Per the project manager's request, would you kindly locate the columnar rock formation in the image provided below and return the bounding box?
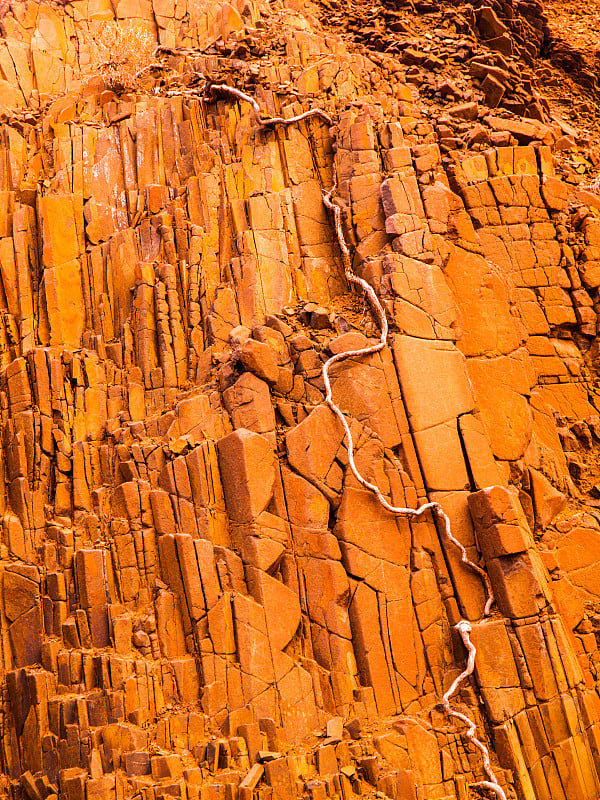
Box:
[1,1,600,799]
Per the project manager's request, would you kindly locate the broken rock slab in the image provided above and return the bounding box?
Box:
[217,429,276,523]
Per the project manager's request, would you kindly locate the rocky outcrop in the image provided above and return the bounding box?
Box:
[1,1,600,799]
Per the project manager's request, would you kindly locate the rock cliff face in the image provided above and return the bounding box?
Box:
[2,1,600,799]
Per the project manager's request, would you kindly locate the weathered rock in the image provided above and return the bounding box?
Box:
[217,429,276,523]
[240,338,280,385]
[528,468,567,529]
[0,2,597,799]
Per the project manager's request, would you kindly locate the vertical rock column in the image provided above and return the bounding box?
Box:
[469,486,600,800]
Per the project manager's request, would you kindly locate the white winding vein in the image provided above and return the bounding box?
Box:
[322,172,495,612]
[209,84,333,128]
[443,622,507,800]
[209,84,507,800]
[323,168,506,800]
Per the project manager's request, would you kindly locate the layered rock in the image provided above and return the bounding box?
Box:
[1,1,600,800]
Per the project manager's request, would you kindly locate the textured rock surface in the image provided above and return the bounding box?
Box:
[1,0,600,799]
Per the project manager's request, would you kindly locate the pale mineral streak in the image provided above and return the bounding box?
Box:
[321,156,504,798]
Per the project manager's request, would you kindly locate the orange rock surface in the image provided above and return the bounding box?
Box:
[1,0,600,799]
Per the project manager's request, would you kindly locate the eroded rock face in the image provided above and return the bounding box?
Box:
[2,1,600,799]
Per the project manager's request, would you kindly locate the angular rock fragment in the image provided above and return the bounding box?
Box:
[217,429,275,522]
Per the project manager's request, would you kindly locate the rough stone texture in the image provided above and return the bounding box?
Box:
[0,1,600,800]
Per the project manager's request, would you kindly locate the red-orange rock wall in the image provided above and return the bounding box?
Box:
[1,2,600,800]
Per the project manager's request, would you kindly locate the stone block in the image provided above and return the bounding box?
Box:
[217,429,275,523]
[393,336,474,431]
